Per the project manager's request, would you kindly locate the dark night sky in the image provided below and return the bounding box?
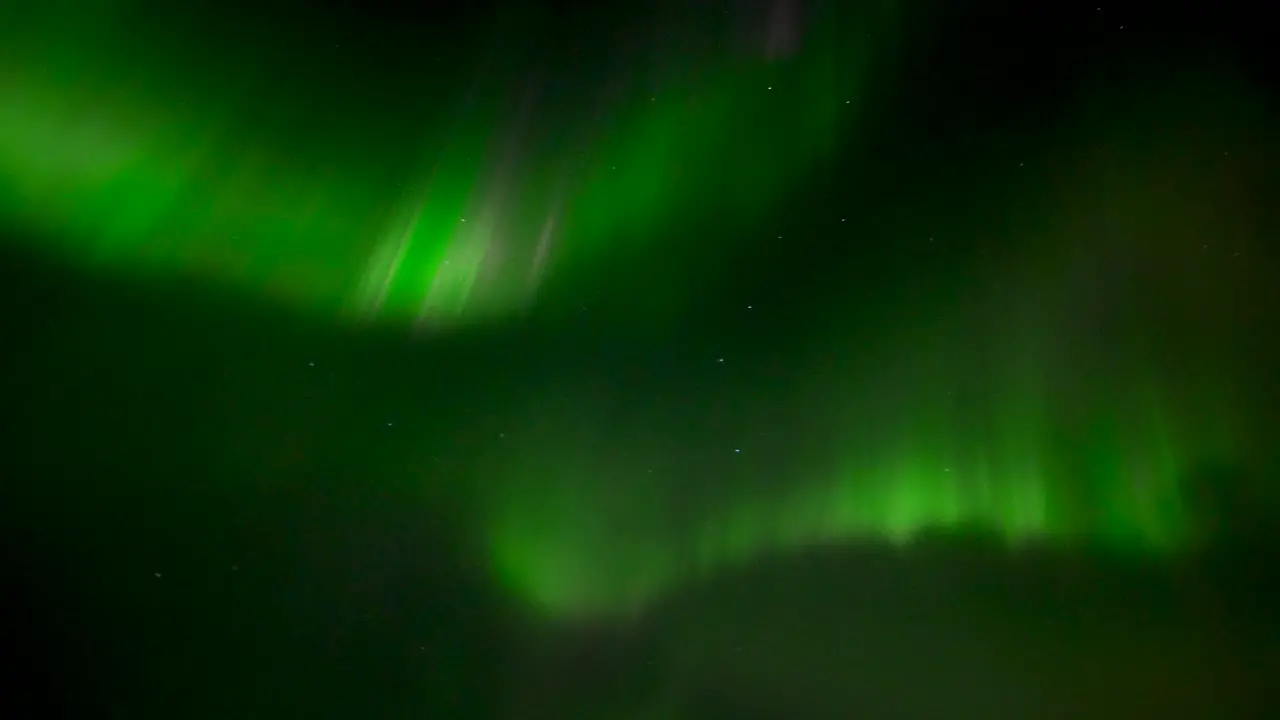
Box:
[1,1,1278,718]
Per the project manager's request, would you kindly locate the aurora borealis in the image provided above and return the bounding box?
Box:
[490,64,1278,618]
[0,0,887,329]
[2,1,1279,717]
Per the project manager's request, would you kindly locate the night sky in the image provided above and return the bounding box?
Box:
[2,1,1279,718]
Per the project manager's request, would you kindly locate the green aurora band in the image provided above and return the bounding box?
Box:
[486,320,1220,620]
[0,2,888,329]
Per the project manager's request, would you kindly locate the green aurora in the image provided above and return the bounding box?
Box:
[0,2,890,329]
[3,2,1275,623]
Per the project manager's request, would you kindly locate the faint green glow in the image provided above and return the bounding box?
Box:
[563,38,863,266]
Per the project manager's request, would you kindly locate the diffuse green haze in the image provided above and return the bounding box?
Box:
[561,19,873,268]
